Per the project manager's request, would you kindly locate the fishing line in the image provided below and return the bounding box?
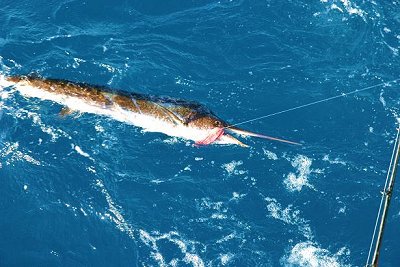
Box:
[225,78,400,129]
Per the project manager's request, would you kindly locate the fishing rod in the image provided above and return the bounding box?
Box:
[365,126,400,267]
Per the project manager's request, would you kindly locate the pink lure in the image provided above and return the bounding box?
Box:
[195,128,225,146]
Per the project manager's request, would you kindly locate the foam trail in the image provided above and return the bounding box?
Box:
[0,74,13,89]
[0,75,12,105]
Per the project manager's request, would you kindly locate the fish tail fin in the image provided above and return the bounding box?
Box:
[226,126,301,146]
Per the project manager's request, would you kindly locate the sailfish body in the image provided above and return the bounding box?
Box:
[0,75,299,147]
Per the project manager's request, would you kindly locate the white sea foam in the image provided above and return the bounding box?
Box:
[220,253,233,265]
[15,109,69,141]
[265,197,313,239]
[0,74,14,88]
[263,148,278,160]
[379,89,386,108]
[96,62,118,73]
[44,34,72,41]
[0,142,41,166]
[230,192,246,202]
[184,253,204,267]
[50,250,60,257]
[175,76,194,87]
[321,0,366,18]
[174,164,193,177]
[72,57,86,68]
[221,160,247,176]
[198,198,225,212]
[282,241,349,267]
[163,136,180,145]
[284,155,317,192]
[95,179,135,239]
[322,154,347,166]
[139,229,205,267]
[72,144,91,158]
[94,123,105,132]
[196,197,233,225]
[216,232,237,244]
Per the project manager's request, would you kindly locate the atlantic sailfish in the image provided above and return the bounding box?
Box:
[0,75,300,147]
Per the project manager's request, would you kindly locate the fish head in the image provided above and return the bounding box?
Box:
[187,115,248,147]
[187,114,226,130]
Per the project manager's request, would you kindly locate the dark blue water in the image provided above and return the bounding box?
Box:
[1,0,400,266]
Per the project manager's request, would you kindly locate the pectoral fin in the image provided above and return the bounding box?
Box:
[60,107,74,117]
[154,103,185,125]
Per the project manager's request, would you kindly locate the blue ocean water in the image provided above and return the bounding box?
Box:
[1,0,400,266]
